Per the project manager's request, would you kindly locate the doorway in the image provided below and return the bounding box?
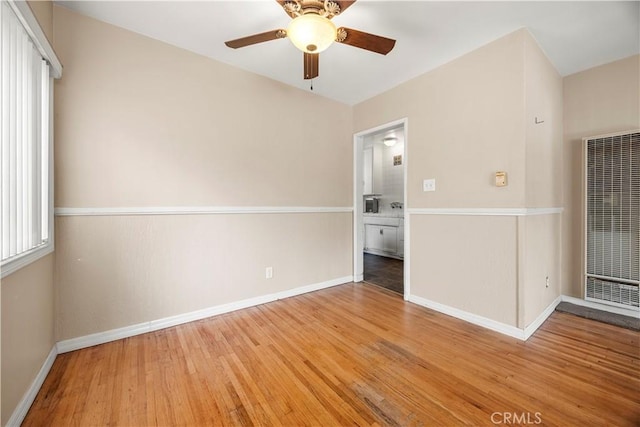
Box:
[353,118,408,299]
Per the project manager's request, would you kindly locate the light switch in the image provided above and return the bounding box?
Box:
[495,171,508,187]
[423,179,436,192]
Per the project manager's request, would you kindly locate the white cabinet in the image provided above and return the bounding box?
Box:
[364,224,380,251]
[365,224,398,255]
[382,226,398,253]
[363,215,403,259]
[363,144,383,195]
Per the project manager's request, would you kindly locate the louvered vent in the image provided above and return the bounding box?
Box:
[585,131,639,309]
[586,278,639,307]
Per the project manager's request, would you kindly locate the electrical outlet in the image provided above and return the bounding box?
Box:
[266,267,273,279]
[545,276,550,288]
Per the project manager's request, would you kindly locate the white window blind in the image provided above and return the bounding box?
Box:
[0,1,53,276]
[585,131,640,308]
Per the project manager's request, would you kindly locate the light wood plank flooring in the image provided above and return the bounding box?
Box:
[24,283,640,426]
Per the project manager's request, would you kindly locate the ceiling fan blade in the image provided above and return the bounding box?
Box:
[334,1,357,14]
[304,52,319,80]
[336,27,396,55]
[225,30,286,49]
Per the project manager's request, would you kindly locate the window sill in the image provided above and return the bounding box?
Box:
[1,243,54,279]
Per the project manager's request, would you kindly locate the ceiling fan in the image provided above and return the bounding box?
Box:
[224,0,396,80]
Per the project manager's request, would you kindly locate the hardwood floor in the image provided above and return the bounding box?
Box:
[364,253,404,294]
[24,283,639,426]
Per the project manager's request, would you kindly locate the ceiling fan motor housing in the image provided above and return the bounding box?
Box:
[283,0,342,19]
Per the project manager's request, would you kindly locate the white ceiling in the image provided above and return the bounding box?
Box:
[55,1,640,105]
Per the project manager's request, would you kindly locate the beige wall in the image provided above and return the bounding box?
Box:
[355,29,563,328]
[355,30,527,209]
[1,2,56,425]
[519,215,562,326]
[56,213,352,340]
[562,55,640,297]
[524,34,563,208]
[520,33,563,327]
[54,6,352,208]
[1,255,55,426]
[411,216,519,325]
[27,0,53,42]
[53,6,353,340]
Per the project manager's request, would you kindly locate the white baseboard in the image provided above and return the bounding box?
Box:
[524,296,562,340]
[57,276,352,354]
[408,294,562,341]
[408,294,526,340]
[561,295,640,318]
[275,276,351,300]
[6,346,58,427]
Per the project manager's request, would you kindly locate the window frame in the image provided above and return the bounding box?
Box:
[1,0,60,278]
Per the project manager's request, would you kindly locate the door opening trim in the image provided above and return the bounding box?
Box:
[352,118,409,300]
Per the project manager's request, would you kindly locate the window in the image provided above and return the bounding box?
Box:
[0,1,61,278]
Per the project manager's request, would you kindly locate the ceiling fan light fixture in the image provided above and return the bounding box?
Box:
[287,14,337,54]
